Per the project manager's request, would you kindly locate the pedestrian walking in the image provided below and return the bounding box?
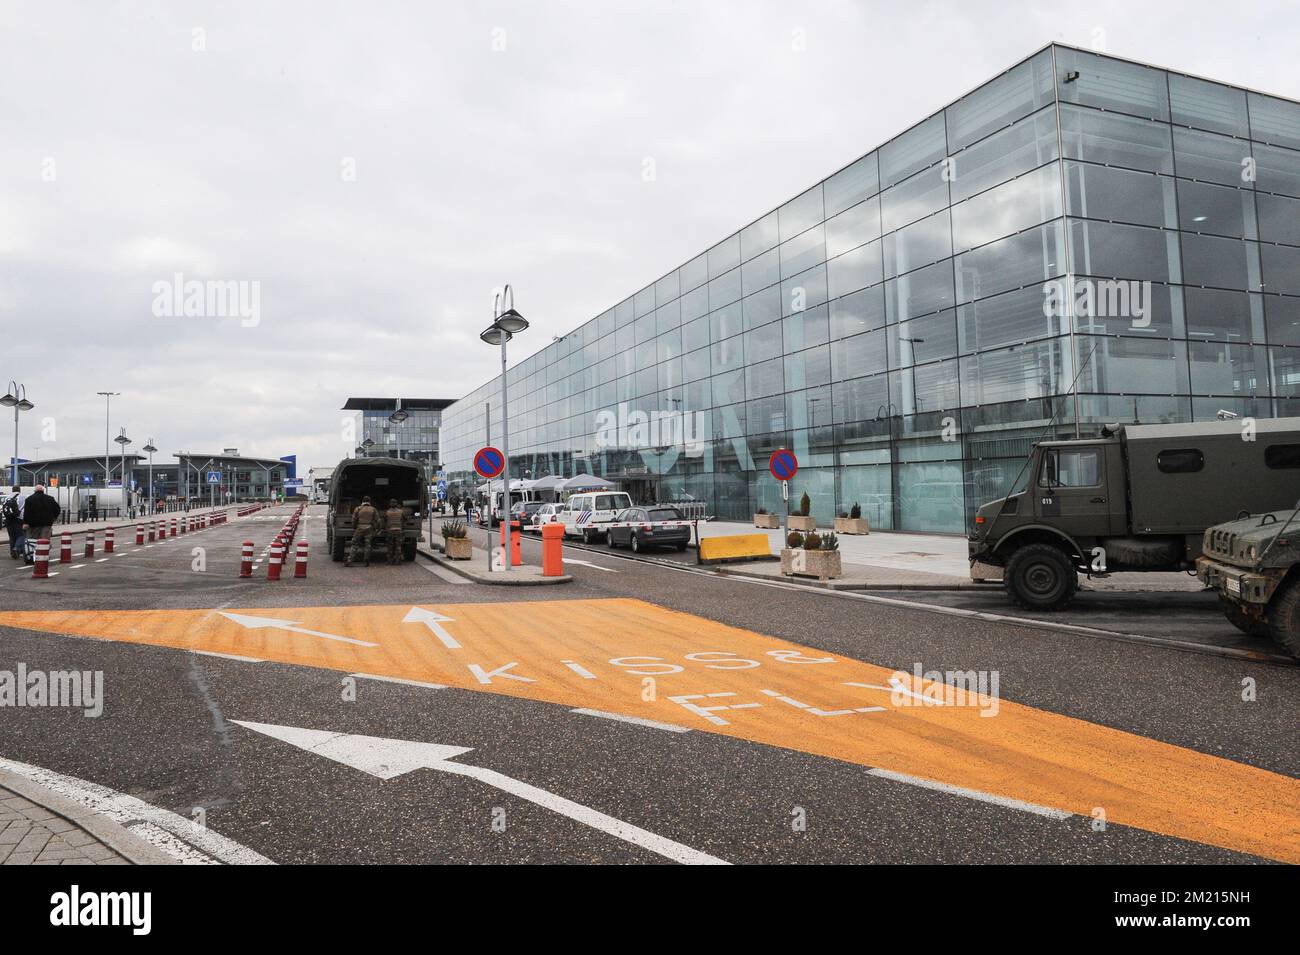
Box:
[346,496,378,567]
[4,485,26,559]
[21,484,60,545]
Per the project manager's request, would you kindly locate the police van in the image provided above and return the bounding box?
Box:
[561,491,634,543]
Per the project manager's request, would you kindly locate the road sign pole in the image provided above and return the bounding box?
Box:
[783,479,789,546]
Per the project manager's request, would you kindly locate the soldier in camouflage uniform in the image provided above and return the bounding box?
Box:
[347,496,379,567]
[384,499,406,564]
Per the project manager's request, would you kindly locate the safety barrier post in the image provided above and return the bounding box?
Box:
[32,539,50,578]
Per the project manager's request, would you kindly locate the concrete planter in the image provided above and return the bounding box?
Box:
[780,547,842,581]
[753,513,779,529]
[444,536,473,560]
[834,517,870,535]
[788,515,817,532]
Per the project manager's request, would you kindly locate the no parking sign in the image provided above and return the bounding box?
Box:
[474,446,505,479]
[769,448,798,481]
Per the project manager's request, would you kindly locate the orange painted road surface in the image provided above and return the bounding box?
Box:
[2,598,1297,863]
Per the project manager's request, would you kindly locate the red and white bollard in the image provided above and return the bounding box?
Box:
[60,532,72,563]
[147,523,155,542]
[169,518,175,538]
[294,540,308,578]
[136,525,144,546]
[84,532,95,558]
[267,541,283,581]
[32,539,49,579]
[239,541,254,578]
[179,517,186,534]
[105,528,114,553]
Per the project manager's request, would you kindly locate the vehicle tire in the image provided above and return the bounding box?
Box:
[403,540,417,562]
[675,541,687,551]
[583,529,594,545]
[1218,596,1270,639]
[1099,536,1182,569]
[1004,543,1077,611]
[331,534,346,563]
[630,533,640,553]
[1265,577,1300,659]
[607,532,618,548]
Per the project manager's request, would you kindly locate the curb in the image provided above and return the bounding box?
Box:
[417,546,573,585]
[0,767,178,865]
[712,566,1002,591]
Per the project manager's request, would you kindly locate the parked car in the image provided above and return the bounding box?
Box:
[561,491,634,543]
[529,502,562,531]
[607,506,691,553]
[510,500,545,529]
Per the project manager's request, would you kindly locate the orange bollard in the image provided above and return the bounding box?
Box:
[510,520,522,566]
[541,522,564,577]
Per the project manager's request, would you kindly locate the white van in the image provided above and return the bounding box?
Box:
[562,491,634,542]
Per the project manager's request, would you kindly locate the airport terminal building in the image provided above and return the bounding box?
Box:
[440,43,1300,532]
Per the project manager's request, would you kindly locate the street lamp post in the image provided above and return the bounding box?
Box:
[1,382,34,487]
[97,391,120,487]
[114,428,131,516]
[142,439,157,515]
[480,285,528,570]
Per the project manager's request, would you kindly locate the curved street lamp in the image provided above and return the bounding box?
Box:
[480,284,529,568]
[113,428,131,505]
[1,381,34,486]
[142,439,158,514]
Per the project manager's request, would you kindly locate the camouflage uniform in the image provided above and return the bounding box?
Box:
[347,501,379,566]
[384,503,406,564]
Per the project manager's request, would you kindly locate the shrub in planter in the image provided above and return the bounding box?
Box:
[850,502,861,520]
[821,532,839,551]
[804,531,822,551]
[441,520,473,560]
[834,502,870,535]
[441,520,467,539]
[787,530,805,549]
[756,507,767,515]
[838,510,849,519]
[799,491,811,517]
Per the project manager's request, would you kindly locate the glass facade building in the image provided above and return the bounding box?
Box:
[343,398,454,467]
[441,44,1300,532]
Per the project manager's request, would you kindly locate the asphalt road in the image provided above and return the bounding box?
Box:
[0,504,1296,864]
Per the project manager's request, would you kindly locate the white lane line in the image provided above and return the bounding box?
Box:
[564,558,618,573]
[0,756,274,865]
[192,649,265,663]
[350,672,448,689]
[70,564,85,569]
[866,767,1073,819]
[95,558,109,563]
[571,708,691,734]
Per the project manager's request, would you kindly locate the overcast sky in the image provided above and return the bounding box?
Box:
[3,0,1297,475]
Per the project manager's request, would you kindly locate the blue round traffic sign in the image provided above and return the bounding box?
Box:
[769,448,798,481]
[474,446,505,479]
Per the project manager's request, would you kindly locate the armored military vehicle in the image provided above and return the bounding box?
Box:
[969,417,1300,610]
[325,457,427,562]
[1197,507,1300,657]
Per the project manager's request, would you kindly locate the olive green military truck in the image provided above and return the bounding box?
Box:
[1196,507,1300,657]
[969,417,1300,611]
[325,457,428,562]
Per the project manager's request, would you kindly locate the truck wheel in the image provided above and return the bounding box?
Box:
[403,540,417,562]
[1265,578,1300,659]
[1004,544,1077,611]
[1218,596,1270,639]
[332,535,346,563]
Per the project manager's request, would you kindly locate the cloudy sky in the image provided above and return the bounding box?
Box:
[2,0,1297,474]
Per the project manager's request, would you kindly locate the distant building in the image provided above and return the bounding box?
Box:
[341,397,455,468]
[173,452,289,502]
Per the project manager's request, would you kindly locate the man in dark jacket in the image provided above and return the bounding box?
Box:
[22,485,60,543]
[3,486,25,558]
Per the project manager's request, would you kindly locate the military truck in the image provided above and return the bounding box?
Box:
[1196,506,1300,657]
[325,457,427,562]
[969,417,1300,610]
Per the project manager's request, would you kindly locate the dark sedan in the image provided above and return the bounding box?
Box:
[606,506,691,553]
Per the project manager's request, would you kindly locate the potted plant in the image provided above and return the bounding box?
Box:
[789,491,816,532]
[781,528,842,581]
[834,501,870,535]
[754,505,778,529]
[441,520,472,560]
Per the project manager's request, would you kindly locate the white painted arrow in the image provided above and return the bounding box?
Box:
[402,606,461,649]
[232,720,728,866]
[563,558,618,573]
[219,612,378,647]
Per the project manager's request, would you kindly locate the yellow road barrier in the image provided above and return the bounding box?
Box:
[697,533,774,564]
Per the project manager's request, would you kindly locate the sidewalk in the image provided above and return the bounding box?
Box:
[0,767,173,865]
[697,519,1202,593]
[1,502,238,548]
[420,527,572,585]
